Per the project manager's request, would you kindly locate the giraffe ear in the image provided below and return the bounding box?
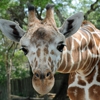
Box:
[59,12,84,38]
[0,19,25,42]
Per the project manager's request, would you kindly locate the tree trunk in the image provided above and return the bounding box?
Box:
[5,54,11,100]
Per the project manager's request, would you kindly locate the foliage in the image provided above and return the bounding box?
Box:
[0,54,6,84]
[11,50,29,79]
[0,31,29,84]
[33,0,52,8]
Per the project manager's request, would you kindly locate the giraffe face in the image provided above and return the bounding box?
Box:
[20,25,65,94]
[0,3,84,95]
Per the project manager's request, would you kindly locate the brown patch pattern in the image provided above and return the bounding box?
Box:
[50,50,54,55]
[68,73,75,84]
[97,61,100,82]
[66,37,72,51]
[48,57,51,62]
[81,38,87,50]
[63,53,72,73]
[68,87,85,100]
[85,67,96,83]
[37,48,41,57]
[35,60,38,67]
[78,76,86,86]
[93,33,100,47]
[72,40,80,64]
[89,85,100,100]
[58,53,67,72]
[44,47,49,55]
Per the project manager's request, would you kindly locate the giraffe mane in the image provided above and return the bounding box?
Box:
[82,20,96,28]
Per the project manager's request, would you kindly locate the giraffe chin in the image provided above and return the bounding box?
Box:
[32,75,55,95]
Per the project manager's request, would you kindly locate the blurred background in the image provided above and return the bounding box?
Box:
[0,0,100,100]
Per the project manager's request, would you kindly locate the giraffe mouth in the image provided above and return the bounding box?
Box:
[32,73,55,95]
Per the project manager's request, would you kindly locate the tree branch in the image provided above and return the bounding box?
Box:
[55,9,64,24]
[50,0,64,24]
[35,8,43,20]
[84,0,100,20]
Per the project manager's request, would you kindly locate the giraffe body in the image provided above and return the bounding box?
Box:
[0,4,100,100]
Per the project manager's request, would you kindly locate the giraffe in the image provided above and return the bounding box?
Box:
[0,3,99,100]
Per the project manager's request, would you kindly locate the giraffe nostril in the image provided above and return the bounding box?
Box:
[34,73,39,78]
[46,72,51,77]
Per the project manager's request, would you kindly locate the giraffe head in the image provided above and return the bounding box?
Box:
[0,4,84,95]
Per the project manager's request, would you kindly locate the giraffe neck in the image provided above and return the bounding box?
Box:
[58,21,100,76]
[58,21,100,100]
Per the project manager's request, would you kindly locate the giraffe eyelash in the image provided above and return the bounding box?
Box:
[57,42,66,52]
[20,47,29,55]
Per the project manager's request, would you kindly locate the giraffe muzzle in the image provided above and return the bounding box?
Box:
[32,70,55,95]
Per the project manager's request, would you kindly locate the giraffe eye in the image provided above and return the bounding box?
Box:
[57,42,66,52]
[21,47,28,55]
